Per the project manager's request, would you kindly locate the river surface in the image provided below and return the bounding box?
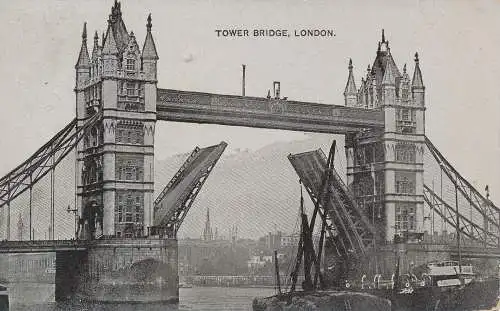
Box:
[7,285,499,310]
[9,286,276,311]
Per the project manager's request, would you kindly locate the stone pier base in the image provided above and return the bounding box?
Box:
[75,238,178,303]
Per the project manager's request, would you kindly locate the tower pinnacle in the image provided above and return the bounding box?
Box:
[147,13,152,31]
[82,22,87,40]
[102,22,118,55]
[142,14,159,60]
[382,58,396,86]
[344,58,357,107]
[412,52,424,88]
[344,58,357,94]
[75,22,90,69]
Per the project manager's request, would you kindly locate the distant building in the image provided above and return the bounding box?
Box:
[281,233,300,247]
[247,255,273,272]
[202,208,213,241]
[265,230,282,249]
[178,238,233,275]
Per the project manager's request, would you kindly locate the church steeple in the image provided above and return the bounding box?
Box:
[344,58,357,107]
[203,208,213,241]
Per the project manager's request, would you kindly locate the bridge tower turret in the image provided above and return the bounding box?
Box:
[344,59,358,107]
[75,2,158,239]
[345,30,426,248]
[75,23,90,90]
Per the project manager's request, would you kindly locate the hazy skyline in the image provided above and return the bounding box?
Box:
[0,0,498,205]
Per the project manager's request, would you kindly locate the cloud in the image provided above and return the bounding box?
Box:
[183,52,195,63]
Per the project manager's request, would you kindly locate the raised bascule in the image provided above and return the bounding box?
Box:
[0,1,498,304]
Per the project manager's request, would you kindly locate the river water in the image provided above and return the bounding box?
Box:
[8,285,499,310]
[9,286,276,311]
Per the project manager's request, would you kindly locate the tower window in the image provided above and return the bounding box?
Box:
[395,171,416,194]
[125,212,133,222]
[126,82,135,96]
[118,205,123,222]
[126,58,135,71]
[395,204,416,231]
[402,109,409,121]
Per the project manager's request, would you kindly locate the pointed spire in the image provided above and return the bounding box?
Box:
[75,22,90,68]
[147,13,152,31]
[402,63,410,80]
[344,58,357,95]
[91,31,99,60]
[111,0,121,19]
[412,52,424,88]
[366,64,372,82]
[381,29,385,43]
[142,13,159,60]
[82,22,87,40]
[382,58,396,86]
[102,21,118,55]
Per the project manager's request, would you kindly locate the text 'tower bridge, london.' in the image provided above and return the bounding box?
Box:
[0,1,498,303]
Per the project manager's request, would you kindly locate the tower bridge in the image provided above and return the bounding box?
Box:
[0,1,498,303]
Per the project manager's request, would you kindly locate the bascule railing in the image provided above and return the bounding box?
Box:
[153,142,227,236]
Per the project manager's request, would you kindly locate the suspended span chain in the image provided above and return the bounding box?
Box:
[423,185,499,247]
[0,111,102,209]
[288,149,376,258]
[424,137,500,234]
[153,142,227,234]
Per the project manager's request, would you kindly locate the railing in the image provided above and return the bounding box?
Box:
[154,146,201,209]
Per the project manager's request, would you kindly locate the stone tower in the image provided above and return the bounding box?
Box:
[344,30,426,243]
[75,1,158,239]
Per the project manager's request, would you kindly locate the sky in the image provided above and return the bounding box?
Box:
[0,0,499,229]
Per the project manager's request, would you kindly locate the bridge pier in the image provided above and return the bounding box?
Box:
[75,238,178,303]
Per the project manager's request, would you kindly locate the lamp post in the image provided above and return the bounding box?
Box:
[67,205,78,239]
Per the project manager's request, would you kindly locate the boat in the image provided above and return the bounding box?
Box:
[359,260,500,311]
[179,282,193,289]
